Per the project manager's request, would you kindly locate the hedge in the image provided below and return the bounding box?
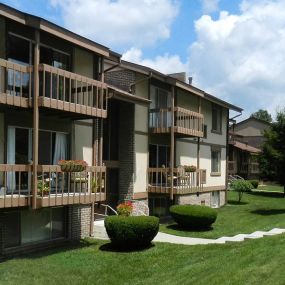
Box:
[170,205,217,228]
[104,216,159,248]
[248,180,259,189]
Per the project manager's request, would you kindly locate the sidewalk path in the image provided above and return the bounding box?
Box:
[93,220,285,245]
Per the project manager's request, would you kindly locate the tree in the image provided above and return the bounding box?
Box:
[259,110,285,193]
[230,180,253,203]
[250,109,272,123]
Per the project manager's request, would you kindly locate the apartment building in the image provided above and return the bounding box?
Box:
[105,61,242,216]
[0,4,242,255]
[228,117,269,179]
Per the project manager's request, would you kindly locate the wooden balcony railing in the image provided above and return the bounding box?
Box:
[148,167,206,195]
[149,107,204,137]
[0,58,32,107]
[0,59,108,118]
[0,164,106,208]
[0,164,32,208]
[38,64,108,118]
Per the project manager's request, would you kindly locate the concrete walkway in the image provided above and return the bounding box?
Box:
[93,220,285,245]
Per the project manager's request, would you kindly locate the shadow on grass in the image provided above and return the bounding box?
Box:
[248,191,285,199]
[227,200,248,205]
[165,223,214,233]
[99,242,155,253]
[251,209,285,216]
[1,239,96,262]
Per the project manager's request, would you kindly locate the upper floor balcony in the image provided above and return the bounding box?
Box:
[149,106,204,137]
[0,59,107,118]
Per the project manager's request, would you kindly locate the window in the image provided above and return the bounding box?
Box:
[212,104,222,133]
[211,148,221,174]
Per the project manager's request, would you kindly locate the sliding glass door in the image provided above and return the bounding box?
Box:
[6,126,68,193]
[7,33,33,98]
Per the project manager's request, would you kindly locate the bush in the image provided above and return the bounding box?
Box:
[248,180,259,189]
[169,205,217,229]
[104,216,159,249]
[230,179,253,202]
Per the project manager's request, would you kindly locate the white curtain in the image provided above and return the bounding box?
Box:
[53,133,67,165]
[7,127,15,192]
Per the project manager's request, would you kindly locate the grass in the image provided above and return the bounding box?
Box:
[160,191,285,239]
[257,184,284,192]
[1,236,285,285]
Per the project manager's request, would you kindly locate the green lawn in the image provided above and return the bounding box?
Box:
[1,236,285,285]
[258,184,284,192]
[160,191,285,239]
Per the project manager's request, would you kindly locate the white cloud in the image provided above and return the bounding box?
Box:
[122,47,187,74]
[49,0,179,48]
[200,0,220,14]
[188,0,285,117]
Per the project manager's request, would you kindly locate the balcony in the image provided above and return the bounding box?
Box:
[148,167,206,195]
[0,164,106,208]
[240,162,260,175]
[38,64,107,118]
[0,58,32,108]
[0,59,107,118]
[149,107,204,137]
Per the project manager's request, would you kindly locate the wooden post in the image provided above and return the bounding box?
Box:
[92,119,97,166]
[170,86,175,200]
[32,30,40,209]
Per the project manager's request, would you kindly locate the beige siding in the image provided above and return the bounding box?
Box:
[176,89,199,112]
[202,99,227,146]
[175,139,197,166]
[200,145,226,187]
[134,134,148,193]
[73,47,93,78]
[73,122,93,166]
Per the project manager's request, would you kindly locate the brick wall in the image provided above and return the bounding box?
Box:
[68,204,91,240]
[105,70,136,92]
[118,102,135,200]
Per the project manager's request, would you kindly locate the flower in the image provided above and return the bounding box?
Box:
[117,201,133,216]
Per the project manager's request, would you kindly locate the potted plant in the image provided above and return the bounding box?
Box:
[58,160,88,172]
[37,181,50,196]
[184,165,197,172]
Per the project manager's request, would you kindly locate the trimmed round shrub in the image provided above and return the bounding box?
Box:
[248,180,259,189]
[104,216,159,248]
[170,205,217,228]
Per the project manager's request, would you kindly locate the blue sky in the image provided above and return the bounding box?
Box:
[2,0,285,119]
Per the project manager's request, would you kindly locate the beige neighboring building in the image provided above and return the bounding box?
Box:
[228,117,269,179]
[105,61,242,216]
